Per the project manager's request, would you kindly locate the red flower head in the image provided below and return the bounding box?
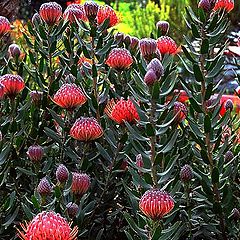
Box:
[139,189,174,220]
[156,21,169,36]
[0,74,25,98]
[84,1,99,22]
[104,98,140,124]
[37,177,52,196]
[0,16,11,38]
[17,211,78,240]
[97,5,120,28]
[56,164,69,183]
[27,145,44,162]
[52,83,87,110]
[157,36,180,55]
[173,101,188,123]
[39,2,62,26]
[67,0,81,6]
[139,38,157,62]
[63,4,86,23]
[0,83,5,99]
[71,172,91,195]
[213,0,234,13]
[70,117,103,141]
[106,48,133,71]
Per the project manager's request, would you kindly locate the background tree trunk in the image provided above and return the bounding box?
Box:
[0,0,20,21]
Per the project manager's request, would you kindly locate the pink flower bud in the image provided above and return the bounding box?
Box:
[30,90,43,105]
[84,1,99,22]
[66,202,79,218]
[180,164,193,182]
[37,177,52,196]
[156,21,169,35]
[27,145,44,162]
[71,172,91,195]
[56,164,69,183]
[147,58,164,79]
[8,44,21,58]
[144,69,158,86]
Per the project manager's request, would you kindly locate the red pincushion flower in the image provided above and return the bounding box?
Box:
[0,83,5,99]
[104,98,140,124]
[52,83,87,110]
[0,16,11,38]
[71,172,90,195]
[97,5,120,28]
[17,211,78,240]
[70,117,103,141]
[173,101,188,123]
[27,145,44,162]
[157,36,180,55]
[106,48,133,71]
[213,0,234,13]
[64,4,87,21]
[39,2,62,26]
[63,5,86,23]
[139,189,174,220]
[0,74,25,98]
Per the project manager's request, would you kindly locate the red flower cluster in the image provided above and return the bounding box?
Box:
[97,5,120,28]
[104,98,140,124]
[213,0,234,12]
[53,83,87,110]
[0,16,11,37]
[139,189,174,220]
[63,4,87,22]
[39,2,62,25]
[0,74,25,98]
[106,48,133,71]
[18,211,78,240]
[70,117,103,141]
[71,172,91,195]
[157,36,179,55]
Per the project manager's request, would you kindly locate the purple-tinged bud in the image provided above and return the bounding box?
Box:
[232,208,240,221]
[120,159,128,171]
[224,99,233,112]
[66,202,79,218]
[136,154,144,174]
[30,90,43,105]
[224,151,234,162]
[156,21,169,36]
[37,177,52,196]
[147,58,164,79]
[32,13,43,27]
[198,0,212,12]
[144,69,158,86]
[8,44,21,58]
[65,74,76,83]
[84,1,99,22]
[180,164,193,182]
[0,130,2,142]
[56,164,69,183]
[130,36,139,50]
[124,35,131,46]
[27,145,44,162]
[71,172,91,195]
[114,32,125,44]
[139,38,157,62]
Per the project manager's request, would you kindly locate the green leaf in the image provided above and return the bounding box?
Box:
[44,127,62,144]
[204,115,211,133]
[123,212,148,239]
[200,149,210,164]
[146,123,155,137]
[201,39,209,54]
[191,23,201,38]
[0,145,11,165]
[189,97,203,113]
[31,195,41,210]
[181,45,196,63]
[125,121,148,141]
[39,25,48,40]
[160,130,179,153]
[212,167,219,184]
[48,108,65,129]
[92,64,97,78]
[205,83,213,100]
[193,64,204,82]
[95,142,112,162]
[2,206,19,227]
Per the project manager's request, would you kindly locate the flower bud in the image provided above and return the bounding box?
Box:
[224,99,233,112]
[37,177,52,196]
[173,101,188,123]
[198,0,212,12]
[144,69,158,86]
[32,13,42,27]
[130,36,139,51]
[84,1,99,22]
[66,202,79,218]
[27,145,44,162]
[156,21,169,35]
[114,32,125,45]
[120,159,128,171]
[139,38,157,62]
[180,164,193,182]
[30,90,43,106]
[56,164,69,183]
[8,44,21,58]
[136,154,144,174]
[65,74,76,83]
[224,150,234,162]
[147,58,164,79]
[124,35,131,46]
[71,172,91,195]
[232,208,240,221]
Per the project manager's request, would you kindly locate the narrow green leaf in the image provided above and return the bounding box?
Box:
[189,98,203,113]
[193,64,204,82]
[201,39,209,54]
[204,115,211,133]
[212,167,219,184]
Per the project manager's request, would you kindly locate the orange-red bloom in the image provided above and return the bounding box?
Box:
[139,189,174,220]
[157,36,180,55]
[39,2,62,25]
[106,48,133,71]
[97,5,120,28]
[0,16,11,37]
[71,172,90,195]
[17,211,78,240]
[213,0,234,12]
[70,117,103,141]
[0,83,5,99]
[52,83,87,110]
[104,98,140,124]
[0,74,25,98]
